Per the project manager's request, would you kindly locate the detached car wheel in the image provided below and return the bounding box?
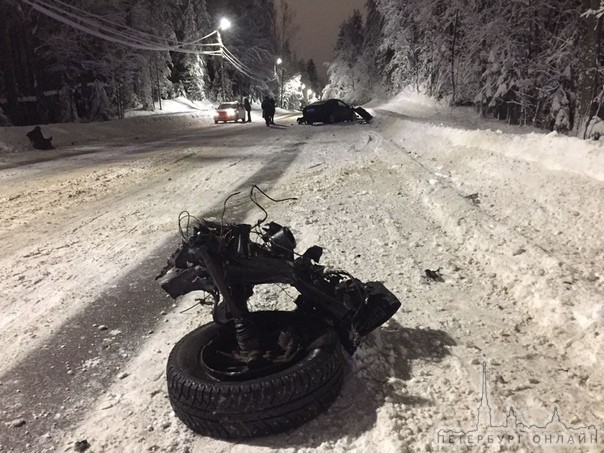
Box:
[166,311,344,439]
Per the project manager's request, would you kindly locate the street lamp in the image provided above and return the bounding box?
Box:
[217,18,231,101]
[219,17,231,30]
[275,58,282,85]
[276,58,285,108]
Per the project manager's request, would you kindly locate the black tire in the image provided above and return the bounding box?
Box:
[307,120,314,125]
[166,311,344,439]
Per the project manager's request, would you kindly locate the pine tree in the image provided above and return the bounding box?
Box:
[324,10,366,102]
[361,0,384,96]
[305,59,321,94]
[171,0,210,101]
[574,0,602,137]
[365,0,588,130]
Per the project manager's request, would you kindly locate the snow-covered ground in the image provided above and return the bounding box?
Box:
[0,92,602,452]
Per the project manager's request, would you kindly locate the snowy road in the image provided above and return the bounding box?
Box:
[0,97,602,452]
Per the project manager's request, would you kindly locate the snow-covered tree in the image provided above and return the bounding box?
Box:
[170,0,210,101]
[321,0,590,135]
[281,74,304,110]
[360,0,385,96]
[305,59,321,94]
[324,10,369,103]
[574,0,603,137]
[0,0,283,124]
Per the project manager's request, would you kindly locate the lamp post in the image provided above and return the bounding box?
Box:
[279,65,285,108]
[217,18,231,101]
[275,58,282,106]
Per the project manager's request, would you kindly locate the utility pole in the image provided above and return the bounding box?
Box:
[156,66,162,110]
[216,18,231,102]
[276,58,283,107]
[217,30,224,101]
[279,66,285,108]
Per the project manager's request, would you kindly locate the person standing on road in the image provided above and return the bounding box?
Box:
[244,97,252,123]
[261,96,275,127]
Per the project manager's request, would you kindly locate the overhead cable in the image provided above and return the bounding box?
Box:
[21,0,277,81]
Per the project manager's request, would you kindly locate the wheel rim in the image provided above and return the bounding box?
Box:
[199,314,322,381]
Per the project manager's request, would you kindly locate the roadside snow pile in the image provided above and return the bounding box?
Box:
[0,98,215,155]
[409,124,604,182]
[377,88,446,118]
[378,89,604,181]
[374,91,604,387]
[124,97,215,117]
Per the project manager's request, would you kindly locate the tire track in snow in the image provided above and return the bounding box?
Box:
[0,144,303,452]
[266,141,603,452]
[374,133,601,333]
[32,120,604,453]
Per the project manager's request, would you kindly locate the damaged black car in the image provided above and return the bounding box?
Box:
[298,98,373,125]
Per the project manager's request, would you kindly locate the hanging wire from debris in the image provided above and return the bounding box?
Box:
[220,191,241,237]
[179,295,214,314]
[178,211,202,240]
[249,185,297,229]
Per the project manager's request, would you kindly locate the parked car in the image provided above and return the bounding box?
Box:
[299,99,373,125]
[214,102,246,123]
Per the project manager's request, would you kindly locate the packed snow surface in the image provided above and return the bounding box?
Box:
[0,92,602,452]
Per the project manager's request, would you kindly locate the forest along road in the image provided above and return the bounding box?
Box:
[1,111,603,453]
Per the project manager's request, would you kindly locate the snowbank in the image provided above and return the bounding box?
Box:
[0,98,216,155]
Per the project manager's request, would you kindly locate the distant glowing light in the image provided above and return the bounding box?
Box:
[276,58,282,65]
[219,18,231,30]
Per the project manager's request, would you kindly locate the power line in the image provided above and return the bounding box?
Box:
[22,0,223,53]
[21,0,275,82]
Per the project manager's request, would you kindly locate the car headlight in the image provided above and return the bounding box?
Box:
[213,111,219,117]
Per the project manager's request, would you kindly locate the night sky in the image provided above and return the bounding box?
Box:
[282,0,367,82]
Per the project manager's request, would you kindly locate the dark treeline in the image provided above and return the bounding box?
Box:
[0,0,319,126]
[325,0,604,138]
